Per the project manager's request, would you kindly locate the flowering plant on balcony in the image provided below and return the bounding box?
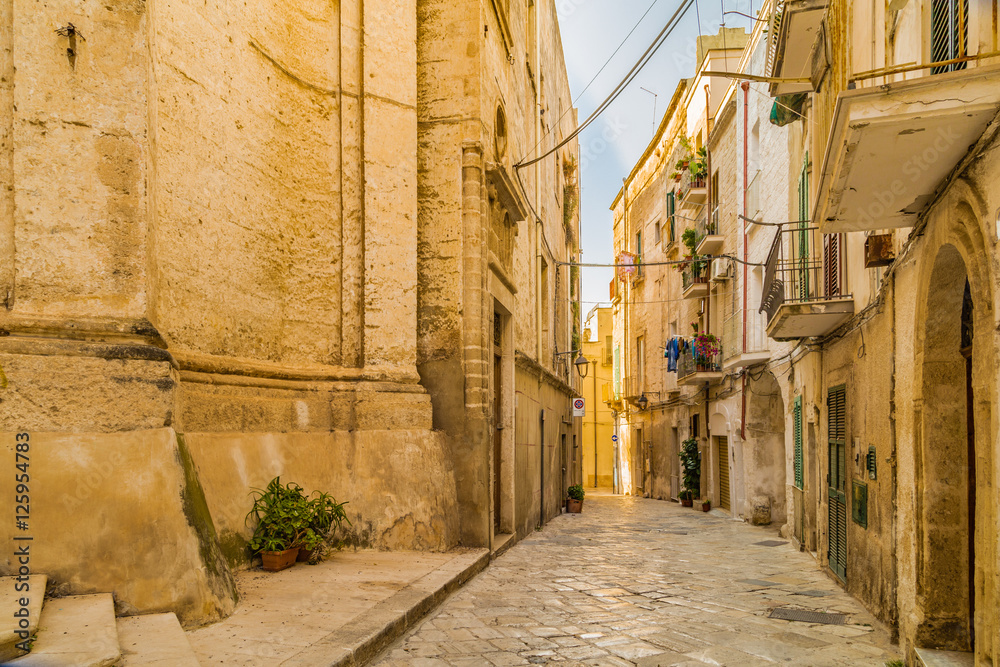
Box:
[693,333,720,359]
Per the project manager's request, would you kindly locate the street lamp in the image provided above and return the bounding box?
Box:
[637,393,648,411]
[555,350,590,379]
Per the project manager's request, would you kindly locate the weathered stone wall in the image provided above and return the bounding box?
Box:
[0,0,463,627]
[416,0,580,549]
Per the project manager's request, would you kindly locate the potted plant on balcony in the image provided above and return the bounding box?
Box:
[690,146,708,184]
[692,331,720,371]
[566,484,585,513]
[680,437,701,507]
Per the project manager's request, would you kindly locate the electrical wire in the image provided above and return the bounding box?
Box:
[524,0,667,161]
[515,0,695,171]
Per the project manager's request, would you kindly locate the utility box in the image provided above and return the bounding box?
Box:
[864,234,894,268]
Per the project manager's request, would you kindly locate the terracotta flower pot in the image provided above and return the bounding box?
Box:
[261,548,298,572]
[296,547,314,562]
[701,503,711,512]
[681,498,693,507]
[566,498,583,513]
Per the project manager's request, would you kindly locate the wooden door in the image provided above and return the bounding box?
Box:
[716,436,730,511]
[827,385,848,582]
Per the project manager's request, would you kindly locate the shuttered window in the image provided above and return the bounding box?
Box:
[931,0,969,74]
[827,385,848,581]
[793,396,803,490]
[796,154,810,301]
[666,192,676,244]
[823,233,842,297]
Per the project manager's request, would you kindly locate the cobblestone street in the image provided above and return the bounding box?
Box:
[374,492,900,666]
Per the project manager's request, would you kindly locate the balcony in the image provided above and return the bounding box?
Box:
[696,206,724,255]
[766,0,829,96]
[677,345,724,386]
[723,307,772,370]
[814,64,1000,234]
[760,224,854,341]
[602,382,624,410]
[610,277,621,303]
[681,262,710,299]
[680,172,707,207]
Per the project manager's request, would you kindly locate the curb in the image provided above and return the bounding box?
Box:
[280,548,490,666]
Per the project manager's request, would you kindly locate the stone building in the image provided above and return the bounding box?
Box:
[613,3,1000,663]
[0,0,580,624]
[581,306,615,489]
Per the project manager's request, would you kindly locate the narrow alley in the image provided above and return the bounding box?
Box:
[374,493,900,666]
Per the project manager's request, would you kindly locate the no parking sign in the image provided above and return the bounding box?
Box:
[573,398,585,417]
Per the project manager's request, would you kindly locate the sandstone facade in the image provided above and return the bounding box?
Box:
[611,6,1000,664]
[0,0,580,625]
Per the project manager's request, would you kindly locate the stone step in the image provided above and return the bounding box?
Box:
[8,593,120,667]
[117,613,200,666]
[0,575,47,662]
[915,647,976,667]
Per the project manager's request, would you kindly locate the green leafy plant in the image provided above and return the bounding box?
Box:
[246,477,312,553]
[678,489,694,501]
[884,661,904,667]
[701,498,711,506]
[245,478,351,555]
[690,146,708,181]
[567,484,585,502]
[680,438,701,499]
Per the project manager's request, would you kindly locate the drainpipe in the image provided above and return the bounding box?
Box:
[741,80,750,441]
[540,408,545,527]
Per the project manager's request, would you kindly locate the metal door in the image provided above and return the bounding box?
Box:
[716,436,730,511]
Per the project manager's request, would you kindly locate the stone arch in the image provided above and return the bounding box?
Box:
[744,370,787,525]
[912,194,996,659]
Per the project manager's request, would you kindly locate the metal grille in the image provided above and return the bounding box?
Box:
[793,396,804,489]
[931,0,969,74]
[769,608,847,625]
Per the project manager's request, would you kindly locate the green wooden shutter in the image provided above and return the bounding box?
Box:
[797,154,810,301]
[793,396,803,490]
[827,385,848,581]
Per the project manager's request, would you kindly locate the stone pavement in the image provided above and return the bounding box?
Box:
[186,548,489,665]
[373,492,902,666]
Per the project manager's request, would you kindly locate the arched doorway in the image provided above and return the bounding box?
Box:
[915,244,982,652]
[744,371,787,525]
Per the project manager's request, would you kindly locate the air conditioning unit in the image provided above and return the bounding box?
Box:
[710,258,731,282]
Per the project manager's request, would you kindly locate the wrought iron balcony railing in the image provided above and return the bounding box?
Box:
[677,345,722,381]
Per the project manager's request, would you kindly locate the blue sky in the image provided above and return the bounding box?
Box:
[552,0,753,312]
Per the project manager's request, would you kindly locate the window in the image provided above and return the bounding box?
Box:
[796,153,810,301]
[604,335,613,365]
[666,192,676,244]
[931,0,969,74]
[635,231,643,278]
[793,396,803,490]
[614,345,621,398]
[636,336,645,393]
[654,219,661,244]
[824,233,842,297]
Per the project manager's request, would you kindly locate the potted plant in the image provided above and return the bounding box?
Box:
[567,484,585,513]
[246,477,312,571]
[678,489,694,507]
[680,438,701,507]
[690,146,708,184]
[693,332,720,370]
[701,498,711,512]
[297,492,351,561]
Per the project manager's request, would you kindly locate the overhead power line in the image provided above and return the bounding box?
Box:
[515,0,696,171]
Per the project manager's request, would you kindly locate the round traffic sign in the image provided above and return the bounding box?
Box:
[611,435,618,442]
[573,399,585,410]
